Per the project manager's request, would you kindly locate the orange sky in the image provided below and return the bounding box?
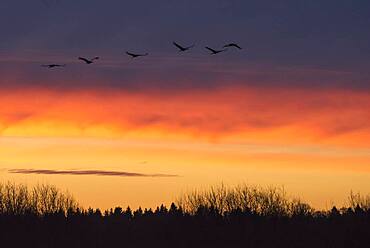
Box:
[1,86,370,209]
[1,87,370,144]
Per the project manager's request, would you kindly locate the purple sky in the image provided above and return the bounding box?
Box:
[1,0,370,91]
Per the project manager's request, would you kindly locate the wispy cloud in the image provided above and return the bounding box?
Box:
[8,169,178,178]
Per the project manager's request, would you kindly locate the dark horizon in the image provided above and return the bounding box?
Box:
[0,182,369,248]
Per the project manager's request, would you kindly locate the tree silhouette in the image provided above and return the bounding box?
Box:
[0,182,369,248]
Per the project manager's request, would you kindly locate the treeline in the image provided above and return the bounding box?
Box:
[0,182,369,248]
[0,182,78,216]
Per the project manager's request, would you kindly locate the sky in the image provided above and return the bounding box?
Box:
[1,0,370,209]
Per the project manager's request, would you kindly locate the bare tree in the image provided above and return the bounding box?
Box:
[0,182,79,216]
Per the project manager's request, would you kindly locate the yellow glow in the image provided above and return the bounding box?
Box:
[1,136,370,210]
[1,87,370,210]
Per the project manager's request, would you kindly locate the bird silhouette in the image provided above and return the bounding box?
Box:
[41,64,66,68]
[205,47,227,55]
[126,52,149,58]
[173,42,195,52]
[223,43,242,49]
[78,57,99,64]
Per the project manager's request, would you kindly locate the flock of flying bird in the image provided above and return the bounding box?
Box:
[41,42,242,68]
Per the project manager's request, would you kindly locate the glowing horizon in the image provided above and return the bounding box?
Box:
[1,86,370,210]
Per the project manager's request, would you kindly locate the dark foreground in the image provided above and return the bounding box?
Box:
[1,205,369,248]
[1,183,369,247]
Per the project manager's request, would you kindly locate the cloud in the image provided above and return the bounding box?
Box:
[1,87,370,147]
[8,169,178,178]
[1,56,370,92]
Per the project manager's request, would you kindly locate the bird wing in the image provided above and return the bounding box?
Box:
[234,44,242,49]
[229,43,242,49]
[173,42,185,50]
[126,52,135,57]
[78,57,89,63]
[205,47,217,53]
[224,43,242,49]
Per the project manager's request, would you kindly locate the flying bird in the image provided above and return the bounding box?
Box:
[126,51,149,58]
[223,43,242,50]
[205,47,227,55]
[41,64,66,68]
[78,57,99,64]
[173,41,195,52]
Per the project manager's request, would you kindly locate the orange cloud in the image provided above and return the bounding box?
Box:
[1,86,369,147]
